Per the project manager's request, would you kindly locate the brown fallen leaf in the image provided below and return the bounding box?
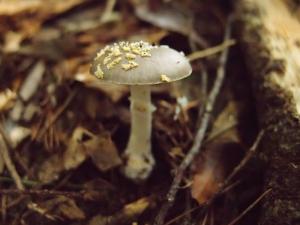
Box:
[63,127,92,171]
[134,1,207,47]
[0,0,84,16]
[39,126,121,183]
[191,164,221,204]
[86,132,122,172]
[191,101,244,204]
[38,154,64,183]
[0,0,86,38]
[64,127,121,172]
[89,197,151,225]
[0,89,16,112]
[82,178,116,201]
[36,196,85,220]
[207,101,240,142]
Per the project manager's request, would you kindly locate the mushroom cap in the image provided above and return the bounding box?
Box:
[90,41,192,85]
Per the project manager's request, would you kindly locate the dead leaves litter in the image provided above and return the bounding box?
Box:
[39,127,121,183]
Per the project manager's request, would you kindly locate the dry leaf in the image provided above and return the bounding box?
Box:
[3,31,24,53]
[191,102,243,204]
[86,132,122,172]
[0,0,84,16]
[207,101,240,142]
[191,166,221,204]
[135,2,191,35]
[37,196,85,220]
[0,89,16,112]
[123,197,150,218]
[39,127,121,183]
[82,178,115,201]
[63,127,92,170]
[134,1,207,46]
[64,127,121,172]
[89,197,150,225]
[3,120,31,148]
[38,154,64,183]
[191,141,244,204]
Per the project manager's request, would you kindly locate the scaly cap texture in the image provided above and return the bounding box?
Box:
[90,41,192,85]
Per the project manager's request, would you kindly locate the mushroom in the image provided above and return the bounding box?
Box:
[90,41,192,180]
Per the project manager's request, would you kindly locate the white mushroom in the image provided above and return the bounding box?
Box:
[90,41,192,180]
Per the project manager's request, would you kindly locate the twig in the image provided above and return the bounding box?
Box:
[165,206,199,225]
[154,17,233,225]
[100,0,119,23]
[227,189,272,225]
[0,176,39,187]
[157,130,265,225]
[36,89,77,141]
[0,188,86,199]
[0,127,24,190]
[223,130,265,187]
[188,39,235,62]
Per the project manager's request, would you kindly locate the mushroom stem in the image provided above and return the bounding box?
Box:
[123,85,155,180]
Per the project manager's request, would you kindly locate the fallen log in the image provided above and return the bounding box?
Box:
[235,0,300,224]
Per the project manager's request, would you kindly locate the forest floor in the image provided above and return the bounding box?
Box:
[0,1,267,225]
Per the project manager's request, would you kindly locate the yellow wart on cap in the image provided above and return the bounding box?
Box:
[95,46,109,60]
[95,65,104,79]
[107,57,122,69]
[130,41,153,57]
[111,46,122,57]
[122,61,138,71]
[140,51,151,57]
[103,55,112,65]
[125,53,136,60]
[160,74,171,82]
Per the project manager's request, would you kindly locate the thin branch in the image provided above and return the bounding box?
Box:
[36,89,77,141]
[154,17,233,225]
[0,188,86,199]
[0,126,24,190]
[227,189,272,225]
[222,130,265,187]
[188,39,235,62]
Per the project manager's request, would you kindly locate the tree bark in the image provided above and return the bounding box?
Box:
[235,1,300,225]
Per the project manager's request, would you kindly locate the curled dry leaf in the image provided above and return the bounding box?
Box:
[207,101,240,142]
[191,101,243,204]
[39,126,121,183]
[0,89,16,112]
[3,120,31,148]
[38,154,64,183]
[63,127,92,171]
[89,197,150,225]
[36,196,85,220]
[3,31,24,53]
[82,178,116,201]
[134,1,207,47]
[64,127,121,172]
[191,142,225,204]
[86,132,122,172]
[135,2,191,35]
[0,0,84,16]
